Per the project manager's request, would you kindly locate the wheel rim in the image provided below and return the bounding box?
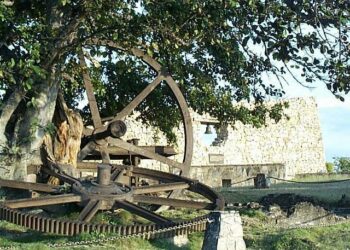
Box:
[78,39,193,176]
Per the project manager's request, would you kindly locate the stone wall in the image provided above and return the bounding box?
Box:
[117,97,326,187]
[191,163,285,188]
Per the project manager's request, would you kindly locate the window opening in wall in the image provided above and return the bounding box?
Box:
[200,123,229,146]
[200,123,217,146]
[222,179,232,187]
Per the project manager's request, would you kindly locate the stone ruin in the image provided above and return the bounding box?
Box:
[113,97,326,187]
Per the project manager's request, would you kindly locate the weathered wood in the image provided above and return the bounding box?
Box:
[78,200,102,222]
[115,200,171,224]
[113,139,184,171]
[54,94,84,168]
[41,92,84,185]
[113,75,164,121]
[78,50,111,164]
[4,194,81,209]
[83,145,177,160]
[0,179,59,193]
[80,40,194,179]
[133,195,214,209]
[43,92,83,167]
[133,182,189,195]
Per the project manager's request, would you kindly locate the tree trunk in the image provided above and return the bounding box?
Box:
[41,92,83,185]
[0,88,26,145]
[0,69,60,180]
[0,1,83,181]
[44,92,83,167]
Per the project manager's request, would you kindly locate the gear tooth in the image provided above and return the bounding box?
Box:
[36,216,41,232]
[15,212,20,225]
[50,218,55,233]
[43,217,49,233]
[54,219,60,234]
[59,220,65,235]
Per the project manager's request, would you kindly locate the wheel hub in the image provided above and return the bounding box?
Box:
[72,165,132,209]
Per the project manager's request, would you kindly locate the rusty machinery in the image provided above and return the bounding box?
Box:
[0,42,224,237]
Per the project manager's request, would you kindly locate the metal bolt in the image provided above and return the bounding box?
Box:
[108,120,127,138]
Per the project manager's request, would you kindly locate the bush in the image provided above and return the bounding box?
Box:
[326,162,334,173]
[333,157,350,173]
[273,234,316,250]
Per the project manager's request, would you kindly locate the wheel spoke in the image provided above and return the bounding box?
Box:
[4,194,81,209]
[112,75,164,121]
[78,51,102,128]
[115,200,171,224]
[133,182,189,195]
[114,139,185,171]
[133,195,214,210]
[42,165,79,185]
[0,179,61,193]
[80,76,164,136]
[131,167,185,182]
[79,50,110,163]
[78,199,102,222]
[84,40,194,177]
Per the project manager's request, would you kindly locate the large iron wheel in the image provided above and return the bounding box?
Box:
[77,39,193,177]
[0,42,224,236]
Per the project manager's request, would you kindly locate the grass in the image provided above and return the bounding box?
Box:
[1,174,350,249]
[238,208,267,221]
[238,206,350,250]
[293,173,350,182]
[0,208,206,250]
[244,220,350,250]
[0,220,205,249]
[2,206,350,250]
[219,174,350,249]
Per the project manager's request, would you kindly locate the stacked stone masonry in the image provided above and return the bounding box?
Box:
[111,97,326,187]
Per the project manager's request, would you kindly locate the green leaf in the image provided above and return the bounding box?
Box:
[10,58,15,68]
[31,65,42,75]
[151,42,159,51]
[59,0,68,6]
[146,48,153,57]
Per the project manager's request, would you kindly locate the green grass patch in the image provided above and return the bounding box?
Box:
[245,222,350,250]
[150,232,204,250]
[238,208,267,221]
[293,173,350,182]
[0,220,204,250]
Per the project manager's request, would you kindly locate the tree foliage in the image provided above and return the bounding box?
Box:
[325,162,334,173]
[333,157,350,173]
[0,0,349,145]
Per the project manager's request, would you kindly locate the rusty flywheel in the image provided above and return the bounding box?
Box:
[0,164,223,236]
[0,42,224,237]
